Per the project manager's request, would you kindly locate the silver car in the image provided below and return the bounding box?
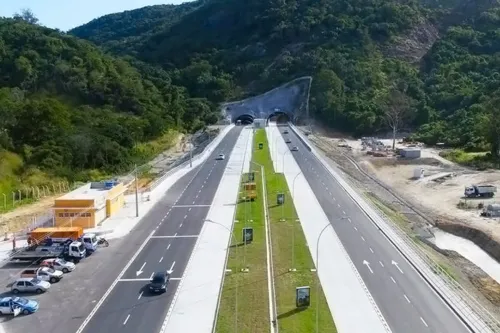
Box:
[216,154,225,160]
[11,278,51,294]
[291,146,299,151]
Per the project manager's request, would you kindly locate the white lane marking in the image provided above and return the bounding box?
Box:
[138,291,143,300]
[159,256,163,263]
[151,235,198,238]
[369,248,374,253]
[420,317,428,327]
[347,218,351,223]
[123,314,130,325]
[192,201,195,204]
[333,197,336,201]
[361,236,365,242]
[174,233,177,237]
[342,210,346,215]
[379,261,384,267]
[337,204,340,208]
[138,262,146,272]
[188,208,192,211]
[169,261,176,271]
[390,276,396,284]
[167,244,171,250]
[150,272,154,279]
[354,226,358,231]
[404,294,411,303]
[119,278,181,282]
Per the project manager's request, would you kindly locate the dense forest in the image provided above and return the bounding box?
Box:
[1,0,500,198]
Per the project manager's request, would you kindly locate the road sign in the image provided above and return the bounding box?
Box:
[259,143,263,149]
[296,286,311,307]
[277,193,285,205]
[248,172,255,182]
[242,227,254,244]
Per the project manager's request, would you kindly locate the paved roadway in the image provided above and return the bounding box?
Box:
[280,126,471,333]
[76,126,242,333]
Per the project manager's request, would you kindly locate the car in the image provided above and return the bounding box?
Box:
[148,271,171,293]
[216,153,225,160]
[20,267,63,283]
[40,258,76,273]
[284,130,289,134]
[11,278,50,294]
[291,146,299,151]
[285,138,292,143]
[0,296,39,315]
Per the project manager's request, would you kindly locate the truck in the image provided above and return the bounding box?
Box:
[20,267,63,283]
[29,227,98,253]
[29,226,83,243]
[464,185,497,198]
[11,240,86,263]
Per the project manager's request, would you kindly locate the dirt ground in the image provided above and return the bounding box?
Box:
[300,125,500,316]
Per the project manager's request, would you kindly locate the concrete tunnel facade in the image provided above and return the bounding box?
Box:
[221,76,312,124]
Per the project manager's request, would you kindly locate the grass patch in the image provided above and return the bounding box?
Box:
[215,164,269,332]
[440,149,498,169]
[253,129,336,333]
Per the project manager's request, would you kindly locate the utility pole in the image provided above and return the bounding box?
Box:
[134,164,139,217]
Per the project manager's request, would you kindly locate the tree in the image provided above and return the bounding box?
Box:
[13,9,39,25]
[380,88,411,150]
[480,95,500,158]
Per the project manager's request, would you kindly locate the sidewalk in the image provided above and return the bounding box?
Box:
[159,127,252,333]
[266,124,391,333]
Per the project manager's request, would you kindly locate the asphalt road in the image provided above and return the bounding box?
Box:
[73,126,242,333]
[280,126,471,333]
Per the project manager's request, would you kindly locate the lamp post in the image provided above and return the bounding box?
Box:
[274,135,280,171]
[315,217,348,333]
[205,219,239,333]
[292,171,303,199]
[282,149,290,174]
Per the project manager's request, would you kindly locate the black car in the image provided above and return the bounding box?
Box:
[284,130,289,134]
[148,271,171,293]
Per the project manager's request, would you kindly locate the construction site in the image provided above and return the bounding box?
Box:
[300,125,500,315]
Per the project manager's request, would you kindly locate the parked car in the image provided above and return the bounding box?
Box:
[40,258,76,273]
[148,271,171,294]
[216,153,225,160]
[11,278,50,294]
[20,267,63,283]
[291,146,299,151]
[0,296,39,315]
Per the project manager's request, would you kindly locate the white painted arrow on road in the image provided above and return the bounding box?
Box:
[363,260,373,274]
[136,262,146,276]
[392,260,404,274]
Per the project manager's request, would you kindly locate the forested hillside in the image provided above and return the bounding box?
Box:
[0,17,220,199]
[71,0,500,158]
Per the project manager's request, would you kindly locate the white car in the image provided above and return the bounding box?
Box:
[216,154,225,160]
[291,146,299,151]
[40,258,76,273]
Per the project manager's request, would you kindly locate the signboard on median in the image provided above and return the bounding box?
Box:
[259,143,263,149]
[277,193,285,205]
[296,286,311,308]
[248,172,255,182]
[242,227,254,244]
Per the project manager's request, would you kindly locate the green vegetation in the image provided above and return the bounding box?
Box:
[253,129,336,332]
[440,149,496,169]
[70,0,500,161]
[215,167,268,332]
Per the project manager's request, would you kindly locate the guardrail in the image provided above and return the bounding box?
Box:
[288,124,500,333]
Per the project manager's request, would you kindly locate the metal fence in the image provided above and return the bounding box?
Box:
[289,124,500,332]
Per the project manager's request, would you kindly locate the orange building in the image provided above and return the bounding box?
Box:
[53,181,126,229]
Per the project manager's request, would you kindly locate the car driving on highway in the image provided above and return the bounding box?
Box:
[148,271,171,293]
[291,146,299,151]
[285,138,292,143]
[284,130,289,134]
[216,153,225,160]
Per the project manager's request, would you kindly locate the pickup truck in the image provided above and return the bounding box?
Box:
[0,297,39,316]
[20,267,63,283]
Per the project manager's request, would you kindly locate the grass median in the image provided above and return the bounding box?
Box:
[253,129,337,333]
[215,152,269,332]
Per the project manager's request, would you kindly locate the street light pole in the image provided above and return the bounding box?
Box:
[274,136,280,171]
[134,164,139,218]
[282,149,290,174]
[292,171,303,199]
[205,219,239,333]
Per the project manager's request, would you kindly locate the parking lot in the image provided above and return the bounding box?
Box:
[0,236,136,333]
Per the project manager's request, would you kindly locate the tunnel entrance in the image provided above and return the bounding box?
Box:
[267,112,290,124]
[234,114,255,125]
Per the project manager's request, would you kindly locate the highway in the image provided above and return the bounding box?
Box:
[76,126,242,333]
[280,126,471,333]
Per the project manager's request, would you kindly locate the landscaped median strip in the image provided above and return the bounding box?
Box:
[215,128,336,333]
[215,157,269,332]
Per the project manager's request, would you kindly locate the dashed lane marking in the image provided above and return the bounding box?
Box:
[151,235,199,238]
[390,276,396,284]
[172,205,210,208]
[123,314,130,325]
[119,278,182,282]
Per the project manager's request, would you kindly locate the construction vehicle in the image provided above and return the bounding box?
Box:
[243,182,257,201]
[10,239,86,263]
[464,185,497,198]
